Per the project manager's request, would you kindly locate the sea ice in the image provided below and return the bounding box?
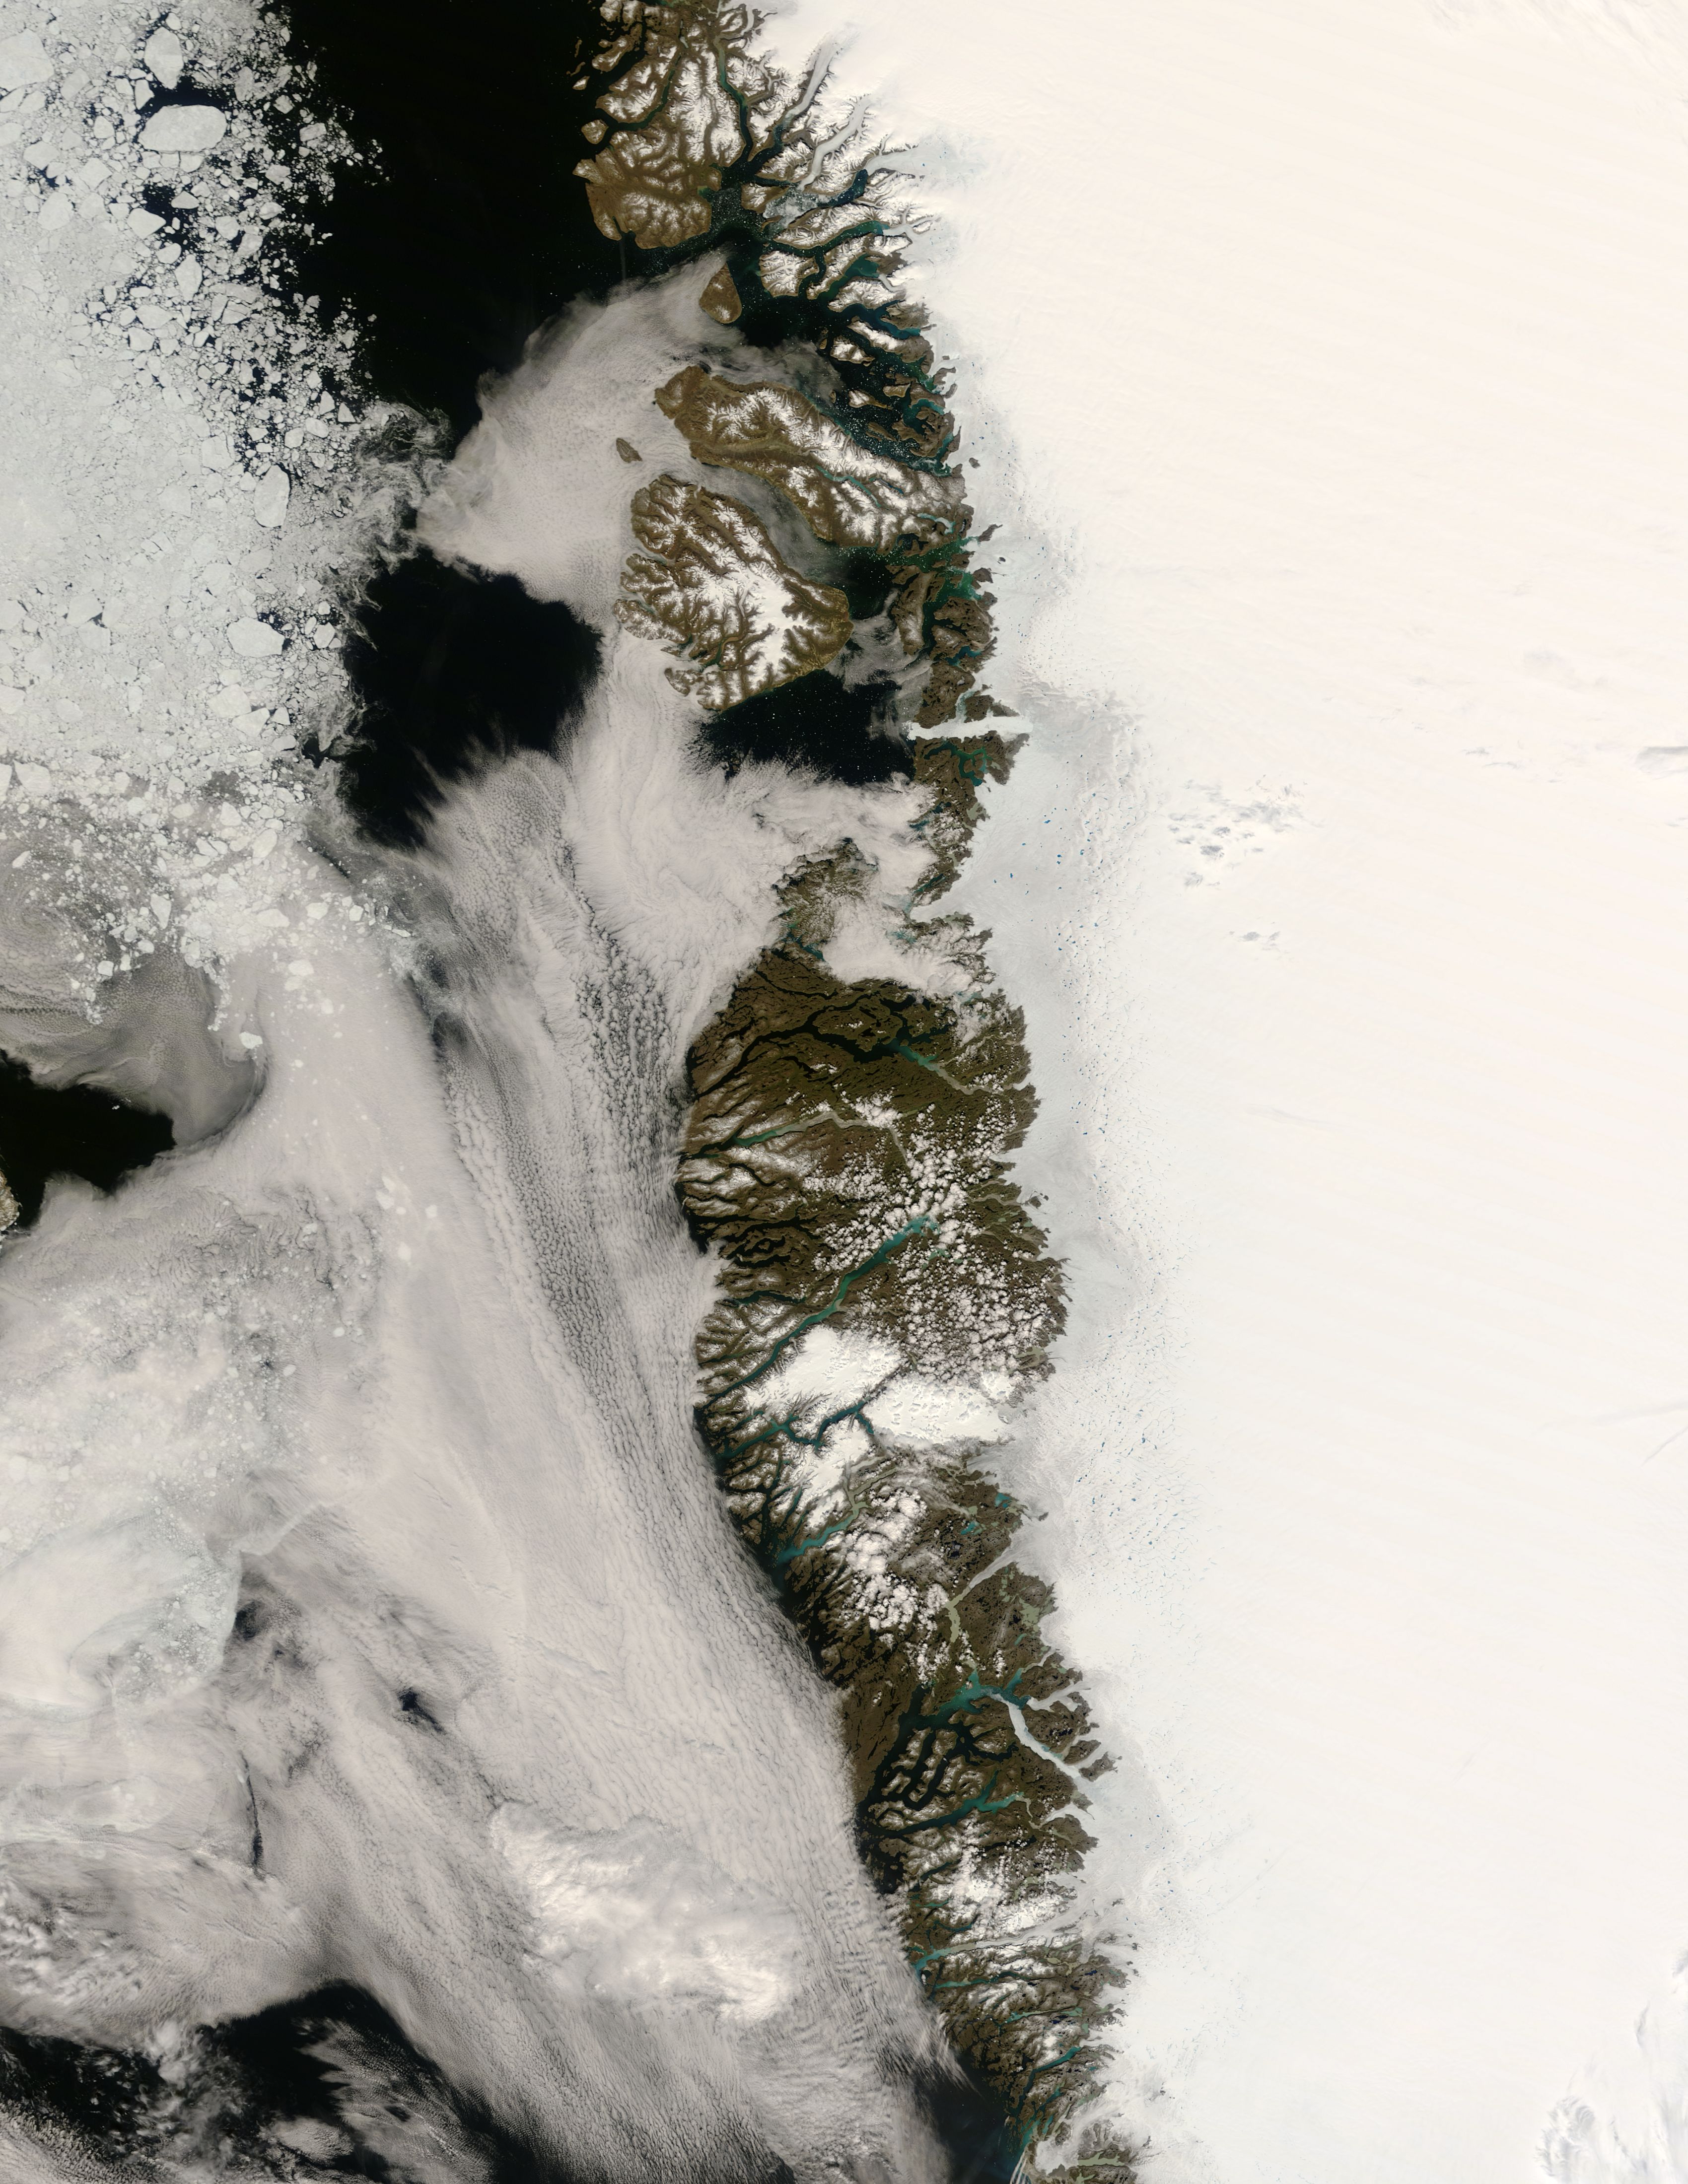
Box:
[139,104,226,154]
[0,30,50,88]
[226,615,282,657]
[142,26,184,89]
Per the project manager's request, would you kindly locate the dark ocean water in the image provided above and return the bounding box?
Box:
[331,548,603,847]
[0,1053,173,1228]
[280,0,911,837]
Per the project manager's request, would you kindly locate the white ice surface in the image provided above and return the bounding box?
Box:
[756,0,1688,2177]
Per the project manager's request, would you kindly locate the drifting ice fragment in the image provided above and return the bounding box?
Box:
[200,435,234,471]
[15,764,51,797]
[142,26,184,88]
[0,31,52,87]
[252,467,289,528]
[176,255,204,299]
[140,104,225,154]
[129,209,165,237]
[227,617,284,658]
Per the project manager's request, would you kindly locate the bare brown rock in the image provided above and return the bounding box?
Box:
[574,0,787,248]
[653,364,966,556]
[699,264,742,323]
[614,473,852,709]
